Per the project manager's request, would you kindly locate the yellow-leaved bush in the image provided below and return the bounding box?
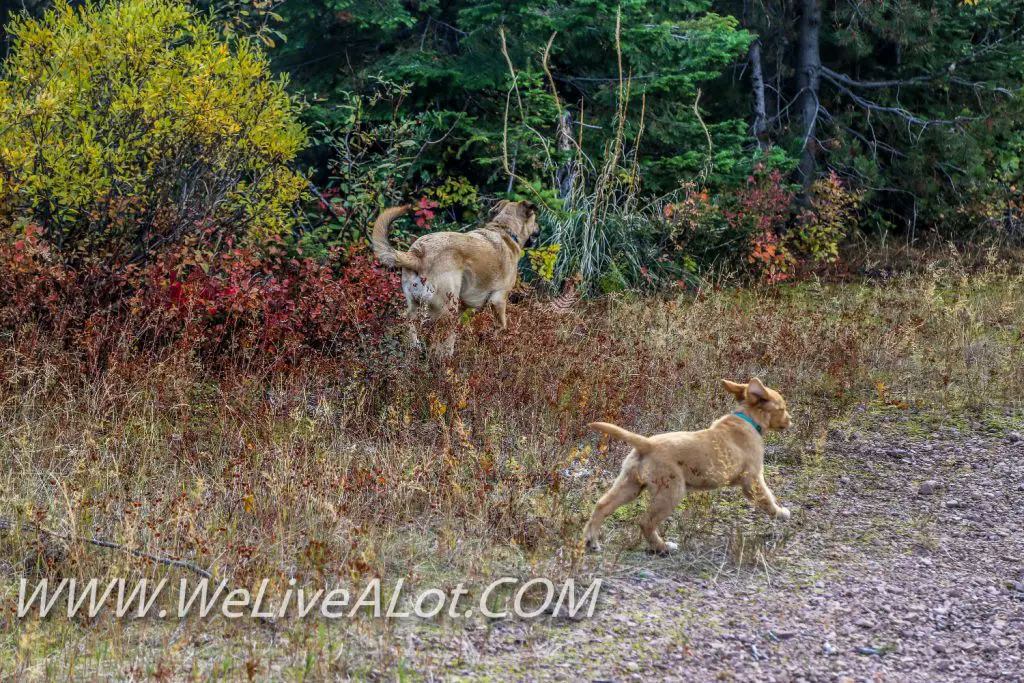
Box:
[0,0,307,263]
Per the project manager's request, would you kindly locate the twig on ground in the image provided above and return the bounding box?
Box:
[0,515,211,578]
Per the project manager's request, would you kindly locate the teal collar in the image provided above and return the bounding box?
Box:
[733,411,762,435]
[499,227,520,245]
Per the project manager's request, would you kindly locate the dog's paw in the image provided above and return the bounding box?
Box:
[776,507,791,521]
[650,541,678,556]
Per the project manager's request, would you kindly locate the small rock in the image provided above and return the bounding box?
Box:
[823,642,838,655]
[1007,432,1022,444]
[945,499,964,508]
[982,642,1000,653]
[855,646,882,656]
[1012,582,1024,593]
[625,662,640,672]
[918,480,940,495]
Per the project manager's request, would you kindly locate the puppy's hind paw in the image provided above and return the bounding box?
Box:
[776,507,791,521]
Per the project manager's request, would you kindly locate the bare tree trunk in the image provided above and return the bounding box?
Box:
[554,109,576,205]
[743,0,768,149]
[796,0,821,187]
[749,39,768,149]
[0,0,11,59]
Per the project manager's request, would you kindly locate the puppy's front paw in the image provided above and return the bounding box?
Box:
[650,541,678,556]
[776,507,791,521]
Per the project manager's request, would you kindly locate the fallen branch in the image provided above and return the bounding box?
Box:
[0,515,211,579]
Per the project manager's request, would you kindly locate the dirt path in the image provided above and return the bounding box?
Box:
[408,413,1024,681]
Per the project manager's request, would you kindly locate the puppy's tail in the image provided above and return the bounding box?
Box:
[371,205,420,270]
[588,422,654,455]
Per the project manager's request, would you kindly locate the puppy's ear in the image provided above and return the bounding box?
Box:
[747,377,768,403]
[492,199,510,214]
[721,379,747,398]
[514,200,538,222]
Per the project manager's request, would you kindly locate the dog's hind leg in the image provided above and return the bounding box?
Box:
[426,288,460,361]
[640,474,685,555]
[741,471,791,521]
[402,273,428,354]
[404,304,425,353]
[488,292,508,329]
[582,466,643,553]
[437,331,457,358]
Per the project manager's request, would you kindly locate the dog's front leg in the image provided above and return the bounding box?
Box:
[741,471,791,521]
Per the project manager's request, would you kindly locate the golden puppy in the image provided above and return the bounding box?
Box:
[372,200,540,354]
[582,378,792,554]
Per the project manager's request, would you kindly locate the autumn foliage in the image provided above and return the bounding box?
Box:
[0,0,307,265]
[0,224,404,374]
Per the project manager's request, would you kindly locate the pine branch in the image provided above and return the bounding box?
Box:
[822,66,1015,97]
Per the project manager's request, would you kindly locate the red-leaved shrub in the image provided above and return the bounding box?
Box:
[723,166,796,283]
[0,224,404,375]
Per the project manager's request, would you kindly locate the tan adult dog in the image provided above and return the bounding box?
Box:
[372,200,540,354]
[582,378,792,554]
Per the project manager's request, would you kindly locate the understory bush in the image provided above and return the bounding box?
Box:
[0,0,307,266]
[0,224,404,374]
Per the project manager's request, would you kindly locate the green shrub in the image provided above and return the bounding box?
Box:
[790,171,863,266]
[302,79,462,254]
[0,0,307,264]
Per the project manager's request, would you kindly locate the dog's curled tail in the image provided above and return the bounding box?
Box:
[372,205,420,270]
[588,422,654,455]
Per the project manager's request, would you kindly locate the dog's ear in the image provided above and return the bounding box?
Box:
[492,199,510,215]
[514,200,538,222]
[746,377,768,403]
[721,379,747,399]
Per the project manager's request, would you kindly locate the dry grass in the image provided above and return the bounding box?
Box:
[1,256,1023,678]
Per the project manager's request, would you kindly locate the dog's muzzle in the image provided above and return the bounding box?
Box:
[524,234,538,249]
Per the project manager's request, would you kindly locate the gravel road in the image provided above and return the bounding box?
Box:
[409,413,1024,681]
